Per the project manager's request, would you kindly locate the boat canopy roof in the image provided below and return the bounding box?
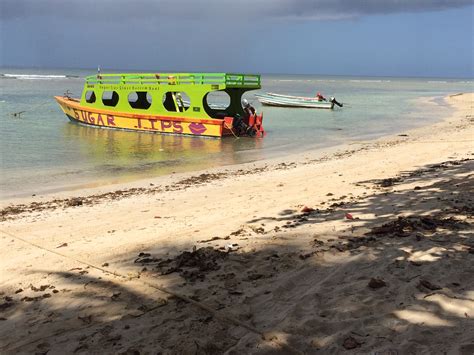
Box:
[80,72,261,119]
[86,72,260,89]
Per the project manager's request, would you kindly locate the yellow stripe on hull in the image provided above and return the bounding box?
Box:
[55,97,226,137]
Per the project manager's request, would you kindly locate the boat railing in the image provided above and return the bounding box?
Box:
[86,73,260,88]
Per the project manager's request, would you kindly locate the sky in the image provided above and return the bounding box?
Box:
[1,0,473,78]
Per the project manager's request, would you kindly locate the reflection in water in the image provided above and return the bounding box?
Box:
[62,122,265,180]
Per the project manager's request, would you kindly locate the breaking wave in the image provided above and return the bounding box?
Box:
[0,73,79,80]
[349,79,391,83]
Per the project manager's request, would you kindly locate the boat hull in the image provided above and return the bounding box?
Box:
[256,93,335,109]
[55,96,231,137]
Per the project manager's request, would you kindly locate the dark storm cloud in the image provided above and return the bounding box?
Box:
[1,0,472,21]
[280,0,473,19]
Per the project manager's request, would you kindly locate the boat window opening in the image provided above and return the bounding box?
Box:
[85,91,96,103]
[102,91,119,107]
[128,91,152,110]
[205,90,231,110]
[203,90,233,119]
[162,91,190,112]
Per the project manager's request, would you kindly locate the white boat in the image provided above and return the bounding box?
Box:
[255,92,343,109]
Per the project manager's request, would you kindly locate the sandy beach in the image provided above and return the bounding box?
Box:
[1,93,473,354]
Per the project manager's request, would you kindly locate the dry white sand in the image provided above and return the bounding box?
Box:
[0,93,473,354]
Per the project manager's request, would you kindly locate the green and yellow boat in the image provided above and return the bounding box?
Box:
[55,72,265,138]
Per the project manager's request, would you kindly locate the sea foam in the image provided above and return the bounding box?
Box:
[1,74,77,80]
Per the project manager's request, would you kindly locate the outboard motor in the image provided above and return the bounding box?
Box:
[330,97,343,107]
[246,126,257,137]
[233,114,251,136]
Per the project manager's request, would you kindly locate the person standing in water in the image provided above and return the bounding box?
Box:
[242,99,256,118]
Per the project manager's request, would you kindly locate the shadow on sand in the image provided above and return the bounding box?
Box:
[1,159,473,354]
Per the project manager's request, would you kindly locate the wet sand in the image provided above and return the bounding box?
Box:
[0,93,473,354]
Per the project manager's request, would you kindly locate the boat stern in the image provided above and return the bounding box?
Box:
[222,113,265,138]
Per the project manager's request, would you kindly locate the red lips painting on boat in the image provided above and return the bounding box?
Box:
[188,122,207,135]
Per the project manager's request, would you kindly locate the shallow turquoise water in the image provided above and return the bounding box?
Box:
[1,68,472,198]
